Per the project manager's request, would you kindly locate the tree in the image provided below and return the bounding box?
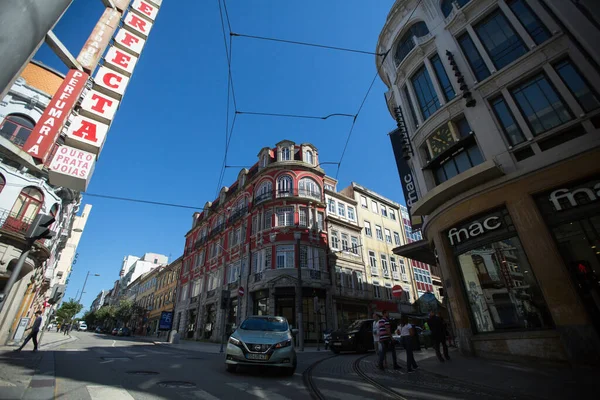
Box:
[115,300,134,327]
[83,310,97,327]
[55,299,83,324]
[96,306,115,326]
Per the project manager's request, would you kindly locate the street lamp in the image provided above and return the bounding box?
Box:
[294,230,304,352]
[78,271,100,303]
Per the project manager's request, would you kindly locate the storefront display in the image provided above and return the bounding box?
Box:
[447,208,553,334]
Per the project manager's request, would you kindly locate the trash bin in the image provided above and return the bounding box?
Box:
[169,330,180,344]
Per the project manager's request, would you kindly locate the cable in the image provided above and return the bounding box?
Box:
[236,111,355,120]
[82,193,203,211]
[231,32,386,56]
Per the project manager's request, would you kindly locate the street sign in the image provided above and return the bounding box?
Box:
[392,285,404,298]
[238,286,244,297]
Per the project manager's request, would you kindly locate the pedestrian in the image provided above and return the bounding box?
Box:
[397,315,418,373]
[372,312,381,358]
[14,310,43,352]
[377,310,402,371]
[427,311,450,362]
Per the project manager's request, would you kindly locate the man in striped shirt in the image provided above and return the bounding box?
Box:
[377,310,401,370]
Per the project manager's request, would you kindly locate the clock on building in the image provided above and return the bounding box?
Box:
[427,123,457,158]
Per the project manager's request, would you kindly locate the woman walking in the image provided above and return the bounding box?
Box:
[397,315,418,373]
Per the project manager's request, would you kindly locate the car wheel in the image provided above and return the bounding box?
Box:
[226,364,237,373]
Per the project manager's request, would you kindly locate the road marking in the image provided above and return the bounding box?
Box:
[227,382,290,400]
[191,389,221,400]
[112,340,116,347]
[87,385,135,400]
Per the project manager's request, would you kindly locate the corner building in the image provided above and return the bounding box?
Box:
[377,0,600,364]
[179,141,330,342]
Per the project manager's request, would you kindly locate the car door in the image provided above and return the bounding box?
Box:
[360,321,375,350]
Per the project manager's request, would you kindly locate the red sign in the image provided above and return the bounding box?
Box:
[238,287,245,297]
[392,285,404,298]
[23,69,89,162]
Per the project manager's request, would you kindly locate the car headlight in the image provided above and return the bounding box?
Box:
[228,337,242,346]
[347,334,355,339]
[274,339,291,349]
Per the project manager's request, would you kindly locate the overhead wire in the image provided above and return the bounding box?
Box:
[236,111,355,120]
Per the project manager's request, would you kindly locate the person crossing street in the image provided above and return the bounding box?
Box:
[14,310,42,352]
[377,310,402,370]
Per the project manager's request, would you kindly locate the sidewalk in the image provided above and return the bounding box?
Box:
[388,346,600,399]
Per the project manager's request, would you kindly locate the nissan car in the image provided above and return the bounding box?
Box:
[225,315,298,375]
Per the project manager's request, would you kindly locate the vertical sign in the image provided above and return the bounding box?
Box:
[23,69,89,163]
[390,129,423,229]
[76,7,122,73]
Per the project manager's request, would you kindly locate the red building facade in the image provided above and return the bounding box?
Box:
[175,141,332,342]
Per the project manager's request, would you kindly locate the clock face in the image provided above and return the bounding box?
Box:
[428,126,455,158]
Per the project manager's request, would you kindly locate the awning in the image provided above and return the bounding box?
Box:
[393,239,437,265]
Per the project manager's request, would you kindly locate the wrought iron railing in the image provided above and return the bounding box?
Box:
[0,209,34,235]
[209,223,225,238]
[309,270,321,280]
[254,272,263,282]
[298,188,322,201]
[206,289,216,298]
[254,191,273,205]
[227,206,248,224]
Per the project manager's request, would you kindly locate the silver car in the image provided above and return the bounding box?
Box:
[225,315,297,375]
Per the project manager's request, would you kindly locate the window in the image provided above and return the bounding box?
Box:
[196,250,205,268]
[394,232,401,246]
[277,175,293,197]
[227,261,240,284]
[341,233,349,251]
[356,272,364,291]
[433,143,484,184]
[507,0,550,45]
[441,0,470,18]
[347,206,355,221]
[324,183,334,191]
[260,154,269,168]
[381,255,389,276]
[389,209,396,220]
[456,236,551,332]
[368,251,378,275]
[251,215,258,234]
[364,221,372,236]
[390,257,400,280]
[255,181,272,203]
[298,177,321,200]
[554,58,600,113]
[411,65,440,119]
[351,236,359,254]
[375,225,383,241]
[490,95,526,146]
[301,246,323,270]
[317,212,324,231]
[380,205,388,217]
[180,283,189,301]
[371,201,378,214]
[328,198,336,213]
[305,150,314,164]
[360,196,368,208]
[475,9,527,70]
[394,21,430,66]
[373,282,381,299]
[458,33,491,81]
[299,207,308,227]
[331,230,340,249]
[9,187,43,226]
[263,208,273,230]
[430,53,456,101]
[384,228,392,244]
[510,73,572,135]
[276,245,294,269]
[337,203,346,218]
[404,85,420,128]
[281,147,291,161]
[0,114,35,147]
[276,206,294,227]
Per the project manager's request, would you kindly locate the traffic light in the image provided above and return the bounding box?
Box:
[220,289,230,310]
[25,214,56,240]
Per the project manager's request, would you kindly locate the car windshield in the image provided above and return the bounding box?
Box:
[346,320,366,331]
[240,317,288,332]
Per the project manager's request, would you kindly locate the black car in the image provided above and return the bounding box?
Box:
[330,319,376,353]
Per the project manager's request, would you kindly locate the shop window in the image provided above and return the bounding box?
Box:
[507,0,550,45]
[553,58,600,113]
[430,53,456,101]
[490,95,527,146]
[411,65,441,120]
[441,0,470,18]
[394,21,430,66]
[0,114,35,147]
[474,9,528,70]
[458,33,491,81]
[510,73,572,135]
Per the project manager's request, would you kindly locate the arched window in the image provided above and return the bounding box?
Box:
[277,175,293,198]
[394,21,430,66]
[281,147,291,161]
[305,150,314,165]
[6,187,44,232]
[260,154,268,168]
[0,174,5,194]
[298,177,321,200]
[441,0,470,18]
[255,181,273,204]
[0,114,35,147]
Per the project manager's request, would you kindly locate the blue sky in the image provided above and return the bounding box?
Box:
[34,0,403,311]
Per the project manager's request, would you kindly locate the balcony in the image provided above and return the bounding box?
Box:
[228,282,238,290]
[254,271,264,282]
[257,189,323,204]
[190,295,199,304]
[209,223,225,238]
[194,236,208,249]
[206,289,216,298]
[227,206,248,225]
[0,209,33,236]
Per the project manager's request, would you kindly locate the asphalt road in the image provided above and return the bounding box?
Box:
[1,332,526,400]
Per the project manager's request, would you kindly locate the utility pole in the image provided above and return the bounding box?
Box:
[0,0,74,99]
[294,231,304,352]
[0,239,34,315]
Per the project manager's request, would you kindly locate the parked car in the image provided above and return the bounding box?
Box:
[111,328,119,335]
[330,319,376,353]
[225,315,297,375]
[95,327,103,334]
[78,323,88,332]
[118,327,131,337]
